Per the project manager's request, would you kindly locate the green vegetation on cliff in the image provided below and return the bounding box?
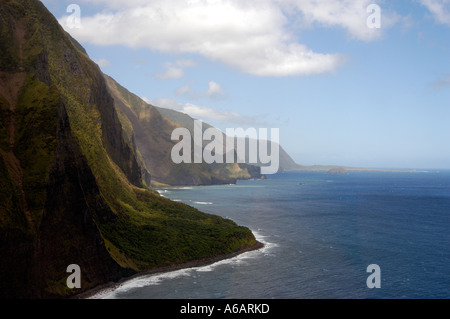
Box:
[0,0,258,298]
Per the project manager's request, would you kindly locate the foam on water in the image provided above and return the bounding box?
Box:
[89,268,194,299]
[89,228,274,299]
[252,229,278,254]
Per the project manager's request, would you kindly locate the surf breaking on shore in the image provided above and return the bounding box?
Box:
[76,231,273,299]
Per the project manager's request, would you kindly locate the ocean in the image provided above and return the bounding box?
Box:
[91,170,450,299]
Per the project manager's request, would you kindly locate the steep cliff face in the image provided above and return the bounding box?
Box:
[104,75,302,184]
[105,75,262,186]
[36,103,132,297]
[0,0,257,298]
[0,0,132,297]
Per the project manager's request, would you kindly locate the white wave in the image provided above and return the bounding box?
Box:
[194,248,261,273]
[193,201,213,205]
[90,268,195,299]
[195,229,277,273]
[89,229,276,299]
[252,229,279,254]
[195,258,244,273]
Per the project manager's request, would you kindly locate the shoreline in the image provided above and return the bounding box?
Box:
[74,240,265,299]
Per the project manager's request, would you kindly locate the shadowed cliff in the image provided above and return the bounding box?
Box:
[0,0,258,298]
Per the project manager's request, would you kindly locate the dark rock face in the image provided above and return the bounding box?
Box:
[0,0,136,298]
[61,46,144,189]
[0,224,35,298]
[36,103,133,298]
[95,75,144,188]
[0,103,134,298]
[0,0,259,299]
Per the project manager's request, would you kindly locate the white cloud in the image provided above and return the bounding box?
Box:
[58,0,352,77]
[150,98,264,126]
[206,81,224,98]
[58,0,401,77]
[175,60,198,68]
[280,0,399,42]
[176,81,225,99]
[420,0,450,25]
[182,103,238,122]
[155,59,198,80]
[155,66,185,80]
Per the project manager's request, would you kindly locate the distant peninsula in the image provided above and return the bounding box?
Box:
[286,164,430,174]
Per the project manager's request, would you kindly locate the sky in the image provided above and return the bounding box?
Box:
[41,0,450,170]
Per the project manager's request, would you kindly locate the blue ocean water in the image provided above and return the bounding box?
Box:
[93,171,450,299]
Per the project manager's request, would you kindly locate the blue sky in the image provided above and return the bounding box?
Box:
[41,0,450,169]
